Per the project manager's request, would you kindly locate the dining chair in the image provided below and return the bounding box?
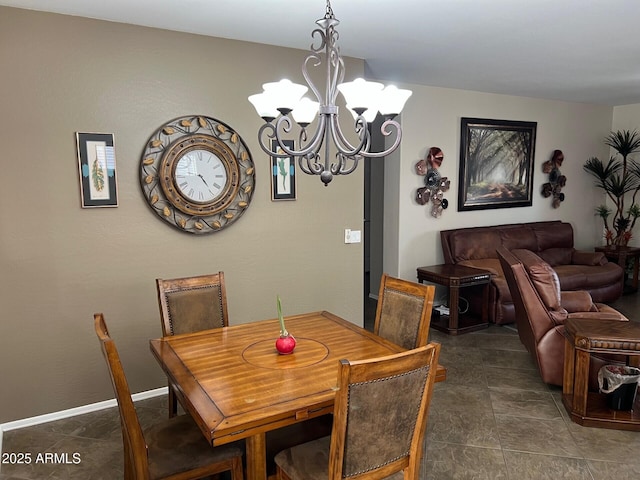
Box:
[93,313,244,480]
[373,273,436,349]
[156,272,228,416]
[274,343,441,480]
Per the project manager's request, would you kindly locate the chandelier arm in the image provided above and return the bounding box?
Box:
[298,153,324,175]
[310,27,326,54]
[329,114,368,157]
[331,154,360,175]
[275,114,327,158]
[329,52,344,104]
[256,123,287,157]
[302,52,324,105]
[358,119,403,158]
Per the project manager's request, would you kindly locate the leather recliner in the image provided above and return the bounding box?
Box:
[496,246,627,386]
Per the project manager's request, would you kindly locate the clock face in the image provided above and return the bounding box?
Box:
[139,115,255,235]
[175,149,228,203]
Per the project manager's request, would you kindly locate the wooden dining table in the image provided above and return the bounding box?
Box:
[149,310,446,480]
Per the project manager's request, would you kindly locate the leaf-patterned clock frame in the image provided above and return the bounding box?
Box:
[140,115,255,234]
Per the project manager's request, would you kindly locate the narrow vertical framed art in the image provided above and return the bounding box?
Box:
[76,132,118,207]
[271,139,297,201]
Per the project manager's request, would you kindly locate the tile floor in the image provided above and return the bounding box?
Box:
[2,293,640,479]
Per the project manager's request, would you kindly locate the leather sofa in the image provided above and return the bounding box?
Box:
[497,247,627,386]
[440,221,623,325]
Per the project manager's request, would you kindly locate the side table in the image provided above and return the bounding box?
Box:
[562,318,640,431]
[595,245,640,294]
[416,264,491,335]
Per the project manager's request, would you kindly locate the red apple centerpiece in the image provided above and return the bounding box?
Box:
[275,295,296,355]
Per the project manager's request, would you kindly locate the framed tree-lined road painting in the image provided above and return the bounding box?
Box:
[458,117,536,211]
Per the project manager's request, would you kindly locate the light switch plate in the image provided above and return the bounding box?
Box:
[344,229,361,243]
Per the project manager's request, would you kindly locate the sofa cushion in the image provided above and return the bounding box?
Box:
[572,250,606,266]
[553,263,622,291]
[538,248,573,266]
[449,229,501,262]
[552,265,587,291]
[500,227,538,251]
[532,222,574,250]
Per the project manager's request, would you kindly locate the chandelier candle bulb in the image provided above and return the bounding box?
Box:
[248,0,411,186]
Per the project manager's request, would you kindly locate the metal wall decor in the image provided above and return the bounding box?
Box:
[415,147,450,218]
[139,115,255,234]
[541,149,566,208]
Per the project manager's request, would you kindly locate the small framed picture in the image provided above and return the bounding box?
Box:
[271,139,297,201]
[76,132,118,208]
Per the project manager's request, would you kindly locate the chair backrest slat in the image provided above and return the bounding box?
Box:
[156,272,228,336]
[374,273,435,349]
[329,344,440,479]
[94,314,150,479]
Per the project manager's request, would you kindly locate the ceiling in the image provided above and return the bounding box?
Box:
[4,0,640,106]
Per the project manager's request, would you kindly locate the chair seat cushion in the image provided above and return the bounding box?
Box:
[274,436,403,480]
[145,414,243,479]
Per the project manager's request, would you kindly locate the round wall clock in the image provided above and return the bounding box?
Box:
[140,115,255,234]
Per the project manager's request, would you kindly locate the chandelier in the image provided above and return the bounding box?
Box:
[248,0,412,186]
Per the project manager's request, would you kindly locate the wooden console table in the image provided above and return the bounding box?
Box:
[562,318,640,431]
[595,245,640,294]
[417,264,490,335]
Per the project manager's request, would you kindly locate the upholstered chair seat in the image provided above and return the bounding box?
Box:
[274,436,404,480]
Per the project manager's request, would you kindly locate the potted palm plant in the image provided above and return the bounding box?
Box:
[584,129,640,247]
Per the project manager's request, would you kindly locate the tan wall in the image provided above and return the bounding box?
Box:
[0,7,365,423]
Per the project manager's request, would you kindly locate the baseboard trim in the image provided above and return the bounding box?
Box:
[0,387,167,454]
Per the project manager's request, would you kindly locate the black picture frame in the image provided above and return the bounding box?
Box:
[76,132,118,207]
[270,139,297,201]
[458,117,536,211]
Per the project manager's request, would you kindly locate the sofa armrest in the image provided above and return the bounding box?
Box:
[571,250,606,266]
[567,311,626,321]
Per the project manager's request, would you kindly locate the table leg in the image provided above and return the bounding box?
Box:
[245,432,267,480]
[572,350,590,417]
[448,285,459,331]
[562,338,575,397]
[481,282,489,324]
